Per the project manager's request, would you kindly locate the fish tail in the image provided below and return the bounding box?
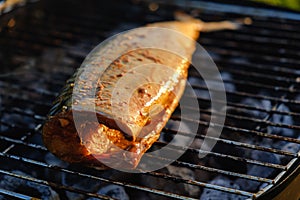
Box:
[174,11,252,32]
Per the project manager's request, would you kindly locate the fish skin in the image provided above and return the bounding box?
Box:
[42,13,243,169]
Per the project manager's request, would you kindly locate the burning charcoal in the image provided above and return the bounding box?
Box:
[224,109,257,141]
[291,94,300,112]
[250,150,280,173]
[188,76,203,86]
[220,72,236,93]
[162,120,193,147]
[278,136,300,164]
[65,191,85,200]
[45,152,69,168]
[87,185,129,200]
[282,139,300,154]
[197,106,248,174]
[167,165,200,197]
[214,72,236,93]
[268,104,294,137]
[141,166,200,199]
[199,175,245,200]
[1,111,36,132]
[240,98,271,119]
[209,142,248,174]
[235,150,280,192]
[0,170,59,200]
[44,153,69,187]
[187,72,236,101]
[65,177,101,200]
[186,76,210,100]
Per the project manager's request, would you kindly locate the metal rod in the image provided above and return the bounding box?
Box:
[0,152,197,200]
[0,188,37,200]
[188,74,298,93]
[144,154,273,183]
[154,141,286,170]
[0,81,57,97]
[148,171,254,197]
[216,59,300,78]
[167,118,299,156]
[0,107,46,121]
[181,105,300,131]
[0,168,115,200]
[190,84,299,105]
[0,134,286,170]
[192,95,300,117]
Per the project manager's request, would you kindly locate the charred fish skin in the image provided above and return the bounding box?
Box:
[42,13,243,169]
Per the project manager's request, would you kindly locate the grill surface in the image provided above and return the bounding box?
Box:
[0,0,300,199]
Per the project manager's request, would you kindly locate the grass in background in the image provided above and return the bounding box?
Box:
[252,0,300,11]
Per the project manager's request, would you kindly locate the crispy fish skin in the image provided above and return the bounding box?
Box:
[42,14,241,169]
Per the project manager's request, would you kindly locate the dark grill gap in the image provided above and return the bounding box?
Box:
[0,0,300,199]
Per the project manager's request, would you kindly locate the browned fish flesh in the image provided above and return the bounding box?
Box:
[42,13,244,169]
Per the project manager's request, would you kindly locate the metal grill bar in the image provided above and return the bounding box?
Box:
[0,93,52,107]
[195,96,300,117]
[1,125,39,154]
[217,59,300,77]
[2,89,298,138]
[0,0,300,199]
[190,85,300,105]
[2,27,295,78]
[0,135,47,151]
[2,90,300,161]
[0,133,286,171]
[0,74,69,89]
[204,46,300,69]
[191,69,297,87]
[165,121,300,147]
[1,126,284,178]
[2,78,300,120]
[190,76,299,93]
[181,106,300,132]
[189,70,297,93]
[0,152,198,200]
[202,32,300,53]
[3,92,299,146]
[0,188,34,200]
[0,107,46,121]
[0,168,116,200]
[197,149,285,170]
[144,154,273,183]
[156,142,286,169]
[3,69,300,110]
[0,81,59,97]
[148,171,254,198]
[0,120,32,130]
[167,118,299,154]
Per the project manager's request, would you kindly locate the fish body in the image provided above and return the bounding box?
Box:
[42,13,241,169]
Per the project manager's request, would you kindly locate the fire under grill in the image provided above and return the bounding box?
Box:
[0,0,300,199]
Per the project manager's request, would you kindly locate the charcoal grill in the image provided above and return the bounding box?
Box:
[0,0,300,199]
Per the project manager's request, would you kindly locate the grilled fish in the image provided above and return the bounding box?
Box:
[42,12,244,169]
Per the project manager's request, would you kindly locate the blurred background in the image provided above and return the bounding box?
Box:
[252,0,300,11]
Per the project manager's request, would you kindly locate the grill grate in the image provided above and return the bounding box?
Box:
[0,0,300,199]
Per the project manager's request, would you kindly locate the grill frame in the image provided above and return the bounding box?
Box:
[0,0,300,199]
